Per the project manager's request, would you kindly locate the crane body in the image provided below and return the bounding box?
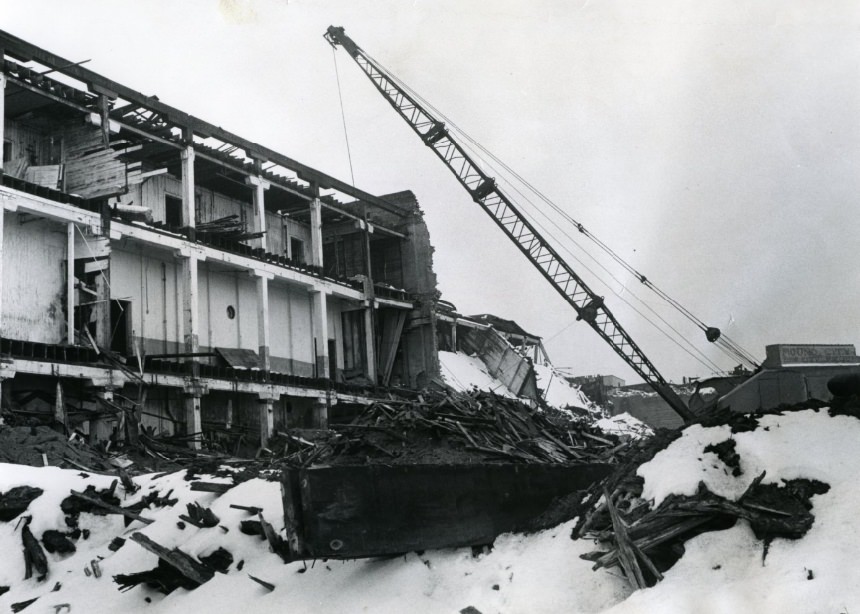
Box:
[325,25,696,423]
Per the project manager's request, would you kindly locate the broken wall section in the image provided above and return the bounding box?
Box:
[459,326,539,399]
[367,191,440,388]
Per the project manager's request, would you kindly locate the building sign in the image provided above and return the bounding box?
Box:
[764,344,859,367]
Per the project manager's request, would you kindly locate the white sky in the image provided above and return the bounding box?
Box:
[3,0,858,383]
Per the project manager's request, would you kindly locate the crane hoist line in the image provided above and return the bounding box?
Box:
[325,25,711,424]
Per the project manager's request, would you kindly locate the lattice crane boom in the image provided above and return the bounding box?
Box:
[325,26,695,423]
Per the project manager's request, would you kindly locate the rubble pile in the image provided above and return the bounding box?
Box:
[272,390,629,467]
[0,426,114,472]
[572,400,834,589]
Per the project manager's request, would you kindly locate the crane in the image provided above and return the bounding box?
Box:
[324,25,704,423]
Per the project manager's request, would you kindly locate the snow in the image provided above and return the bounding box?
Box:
[619,409,860,613]
[533,363,591,410]
[438,351,516,397]
[594,413,653,439]
[0,464,629,613]
[3,408,860,612]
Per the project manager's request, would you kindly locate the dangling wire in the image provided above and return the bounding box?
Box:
[332,47,356,188]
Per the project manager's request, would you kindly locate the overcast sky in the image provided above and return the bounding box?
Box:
[3,0,858,383]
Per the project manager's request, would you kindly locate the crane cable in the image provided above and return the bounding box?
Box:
[364,50,759,370]
[332,47,357,188]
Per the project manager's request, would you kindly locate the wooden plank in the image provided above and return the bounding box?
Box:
[280,471,304,557]
[189,482,232,494]
[604,487,646,589]
[70,489,153,525]
[129,533,214,586]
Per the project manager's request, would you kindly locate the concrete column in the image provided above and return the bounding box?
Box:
[0,71,6,172]
[312,400,328,429]
[180,252,200,356]
[181,144,196,232]
[364,307,377,383]
[246,176,270,251]
[309,197,324,267]
[180,141,202,449]
[66,223,75,344]
[256,273,271,372]
[93,267,111,348]
[185,394,202,446]
[259,398,274,446]
[311,290,329,378]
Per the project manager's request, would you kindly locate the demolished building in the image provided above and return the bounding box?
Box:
[0,30,442,449]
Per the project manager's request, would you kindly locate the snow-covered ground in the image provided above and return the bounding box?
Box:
[1,407,856,612]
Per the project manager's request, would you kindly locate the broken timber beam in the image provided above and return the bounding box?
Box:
[129,532,214,586]
[189,482,233,494]
[70,490,154,525]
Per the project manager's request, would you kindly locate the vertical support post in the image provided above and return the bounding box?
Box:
[180,135,202,448]
[181,141,196,236]
[0,70,6,172]
[311,290,329,378]
[256,273,270,372]
[184,394,202,447]
[259,397,274,446]
[309,194,324,268]
[246,173,270,252]
[66,223,74,344]
[93,263,111,348]
[364,307,377,383]
[451,318,458,352]
[312,400,329,429]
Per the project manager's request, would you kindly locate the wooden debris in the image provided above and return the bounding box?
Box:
[258,512,290,562]
[0,486,43,522]
[272,390,626,467]
[69,490,153,525]
[248,574,275,592]
[179,502,220,528]
[229,504,262,514]
[604,486,645,589]
[42,530,76,554]
[189,482,233,494]
[576,420,832,589]
[10,597,38,612]
[128,532,214,587]
[21,518,48,580]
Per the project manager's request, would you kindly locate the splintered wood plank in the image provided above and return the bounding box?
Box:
[604,487,646,589]
[129,533,214,586]
[70,490,153,525]
[189,482,233,494]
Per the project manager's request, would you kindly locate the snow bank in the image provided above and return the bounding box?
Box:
[609,409,860,613]
[438,351,516,397]
[0,463,629,614]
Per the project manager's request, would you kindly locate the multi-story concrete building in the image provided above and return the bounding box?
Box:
[0,30,440,449]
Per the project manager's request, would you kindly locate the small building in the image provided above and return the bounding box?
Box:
[0,30,441,449]
[717,344,860,414]
[566,374,626,407]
